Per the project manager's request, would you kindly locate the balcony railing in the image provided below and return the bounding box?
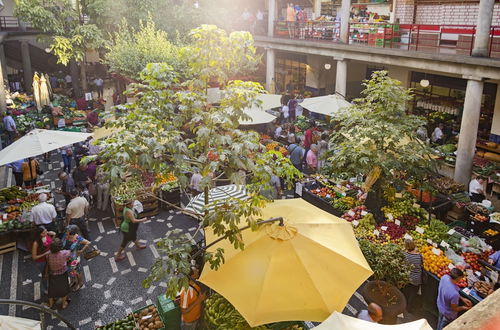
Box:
[271,21,500,59]
[0,16,33,31]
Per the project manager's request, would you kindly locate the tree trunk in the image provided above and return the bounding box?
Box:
[69,59,81,97]
[80,60,88,94]
[365,179,387,224]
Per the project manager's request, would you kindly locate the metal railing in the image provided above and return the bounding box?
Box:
[0,16,33,31]
[270,21,500,59]
[0,299,76,329]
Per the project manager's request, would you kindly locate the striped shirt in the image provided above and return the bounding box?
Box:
[405,252,423,286]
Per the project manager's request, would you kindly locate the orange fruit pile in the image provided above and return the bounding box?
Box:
[421,245,452,277]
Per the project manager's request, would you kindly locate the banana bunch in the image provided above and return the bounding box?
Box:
[204,293,267,330]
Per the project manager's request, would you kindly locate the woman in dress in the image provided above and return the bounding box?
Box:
[46,238,71,309]
[31,226,55,295]
[114,200,147,261]
[62,225,90,291]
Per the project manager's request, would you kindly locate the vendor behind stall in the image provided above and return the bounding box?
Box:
[469,176,486,203]
[436,268,472,330]
[488,250,500,269]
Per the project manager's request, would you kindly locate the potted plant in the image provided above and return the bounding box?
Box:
[359,239,411,324]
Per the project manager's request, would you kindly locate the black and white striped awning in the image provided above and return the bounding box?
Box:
[184,184,249,215]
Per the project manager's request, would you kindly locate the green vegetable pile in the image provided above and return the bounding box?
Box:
[205,293,267,330]
[111,178,145,203]
[97,314,135,330]
[332,196,358,212]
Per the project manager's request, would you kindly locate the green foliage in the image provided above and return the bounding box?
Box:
[105,19,187,79]
[98,26,301,298]
[15,0,104,65]
[359,239,411,288]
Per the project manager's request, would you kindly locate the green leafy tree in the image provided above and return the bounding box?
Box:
[98,26,301,297]
[105,19,188,80]
[15,0,104,65]
[325,71,438,221]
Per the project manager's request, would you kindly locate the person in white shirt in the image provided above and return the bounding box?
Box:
[281,104,289,123]
[190,170,203,195]
[31,194,57,232]
[431,123,444,144]
[64,74,72,88]
[357,303,383,323]
[94,77,104,98]
[274,123,283,139]
[469,176,486,202]
[295,96,304,117]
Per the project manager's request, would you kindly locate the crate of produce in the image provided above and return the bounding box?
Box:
[134,305,166,330]
[156,294,181,330]
[97,314,137,330]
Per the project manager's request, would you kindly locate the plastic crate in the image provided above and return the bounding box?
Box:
[134,305,166,330]
[448,220,466,229]
[157,295,181,330]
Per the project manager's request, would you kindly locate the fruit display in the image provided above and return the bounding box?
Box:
[453,226,474,238]
[97,314,136,330]
[421,245,453,278]
[490,213,500,222]
[466,203,490,215]
[483,229,499,237]
[0,186,28,202]
[341,205,368,222]
[473,281,493,298]
[425,219,450,243]
[398,215,420,230]
[0,219,33,232]
[332,196,358,212]
[156,172,178,191]
[376,221,406,240]
[472,214,488,223]
[205,293,267,330]
[461,252,481,272]
[111,178,145,203]
[381,197,427,220]
[310,187,335,199]
[266,142,278,151]
[431,177,465,195]
[134,305,164,330]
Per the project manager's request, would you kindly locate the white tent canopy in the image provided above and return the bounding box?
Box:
[207,90,282,109]
[239,109,276,125]
[0,129,92,166]
[314,312,433,330]
[0,315,41,330]
[301,94,351,116]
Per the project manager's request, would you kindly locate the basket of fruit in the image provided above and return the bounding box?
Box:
[134,305,165,330]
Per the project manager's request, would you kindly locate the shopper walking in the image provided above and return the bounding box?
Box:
[3,110,17,145]
[57,171,76,206]
[436,268,472,330]
[95,166,110,211]
[288,139,305,172]
[60,145,73,174]
[306,144,318,174]
[62,225,90,291]
[65,190,90,240]
[22,157,39,187]
[402,239,423,313]
[31,193,58,233]
[94,77,104,99]
[46,238,71,309]
[8,159,24,186]
[115,200,147,261]
[31,226,55,296]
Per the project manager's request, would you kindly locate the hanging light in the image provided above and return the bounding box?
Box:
[420,79,430,88]
[324,63,331,70]
[44,47,51,53]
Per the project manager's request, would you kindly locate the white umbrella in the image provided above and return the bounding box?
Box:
[301,94,351,116]
[0,315,41,330]
[39,75,50,108]
[32,73,41,111]
[314,311,432,330]
[0,129,92,166]
[239,109,277,125]
[184,184,248,215]
[208,91,282,110]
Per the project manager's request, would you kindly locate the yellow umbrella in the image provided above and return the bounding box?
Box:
[199,198,373,327]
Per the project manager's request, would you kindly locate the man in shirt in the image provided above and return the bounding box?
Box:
[8,159,24,186]
[431,123,444,144]
[274,123,283,139]
[3,111,17,145]
[288,140,305,172]
[57,172,76,205]
[65,190,90,240]
[94,77,104,99]
[190,170,203,195]
[73,164,92,190]
[31,193,57,233]
[469,176,486,202]
[357,303,383,323]
[436,268,472,330]
[488,250,500,269]
[180,267,206,330]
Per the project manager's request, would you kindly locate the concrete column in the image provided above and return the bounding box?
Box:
[20,41,32,93]
[314,0,322,19]
[472,0,495,57]
[454,77,484,185]
[0,44,6,111]
[335,58,347,97]
[268,0,276,37]
[339,0,351,43]
[265,48,275,93]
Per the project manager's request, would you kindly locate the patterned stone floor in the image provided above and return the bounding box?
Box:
[0,150,431,329]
